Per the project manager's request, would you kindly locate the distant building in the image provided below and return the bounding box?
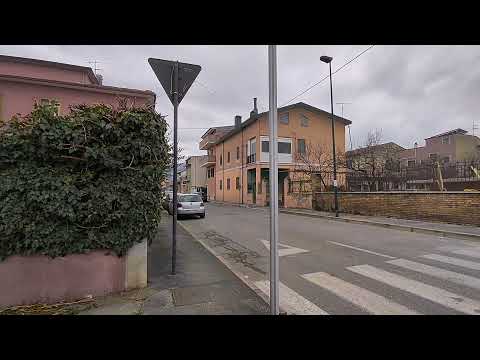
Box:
[0,54,155,122]
[185,155,208,194]
[398,128,480,167]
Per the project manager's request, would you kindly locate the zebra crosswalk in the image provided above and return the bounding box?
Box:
[256,246,480,315]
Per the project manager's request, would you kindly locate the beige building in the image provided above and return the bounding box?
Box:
[199,99,351,209]
[185,155,208,193]
[398,128,480,167]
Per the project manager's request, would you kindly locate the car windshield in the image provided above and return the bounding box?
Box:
[179,195,202,202]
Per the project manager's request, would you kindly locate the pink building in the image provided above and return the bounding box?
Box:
[0,54,155,122]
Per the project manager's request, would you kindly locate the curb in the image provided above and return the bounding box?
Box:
[280,210,480,242]
[176,220,284,314]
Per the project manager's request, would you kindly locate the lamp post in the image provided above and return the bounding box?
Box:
[320,55,339,217]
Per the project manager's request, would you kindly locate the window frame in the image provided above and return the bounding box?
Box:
[227,178,230,190]
[297,139,306,155]
[219,180,222,190]
[236,177,240,190]
[300,114,309,127]
[279,112,289,125]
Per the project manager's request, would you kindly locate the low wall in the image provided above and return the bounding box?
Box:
[0,239,147,308]
[314,191,480,226]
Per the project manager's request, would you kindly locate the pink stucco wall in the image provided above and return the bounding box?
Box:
[0,251,126,307]
[0,79,153,120]
[0,61,95,85]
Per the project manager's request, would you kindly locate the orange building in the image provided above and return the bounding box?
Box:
[199,99,351,209]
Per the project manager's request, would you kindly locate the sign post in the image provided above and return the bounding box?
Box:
[148,58,201,275]
[268,45,279,315]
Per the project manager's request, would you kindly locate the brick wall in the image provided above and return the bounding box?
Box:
[314,191,480,226]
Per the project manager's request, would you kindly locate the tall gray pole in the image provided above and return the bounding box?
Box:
[268,45,279,315]
[328,62,339,218]
[172,61,179,275]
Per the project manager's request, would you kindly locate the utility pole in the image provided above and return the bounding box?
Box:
[268,45,279,315]
[337,102,352,151]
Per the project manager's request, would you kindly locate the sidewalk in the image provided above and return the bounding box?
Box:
[80,215,269,315]
[280,208,480,241]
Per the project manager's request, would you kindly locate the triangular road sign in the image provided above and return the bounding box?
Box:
[148,58,201,105]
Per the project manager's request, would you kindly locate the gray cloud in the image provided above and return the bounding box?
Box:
[2,45,480,157]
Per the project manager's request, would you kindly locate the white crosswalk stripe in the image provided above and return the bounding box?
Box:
[255,280,328,315]
[388,258,480,290]
[348,264,480,314]
[302,272,419,315]
[422,254,480,271]
[452,248,480,259]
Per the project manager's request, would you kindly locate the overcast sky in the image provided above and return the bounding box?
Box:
[2,45,480,158]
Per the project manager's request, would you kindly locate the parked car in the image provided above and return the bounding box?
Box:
[168,193,205,219]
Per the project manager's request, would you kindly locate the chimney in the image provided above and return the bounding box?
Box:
[414,142,418,158]
[96,74,103,85]
[250,97,258,118]
[235,115,242,128]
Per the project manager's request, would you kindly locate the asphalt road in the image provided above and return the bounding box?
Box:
[179,203,480,315]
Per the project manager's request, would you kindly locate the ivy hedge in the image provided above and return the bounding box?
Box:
[0,102,170,260]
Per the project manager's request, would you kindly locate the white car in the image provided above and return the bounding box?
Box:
[168,193,205,219]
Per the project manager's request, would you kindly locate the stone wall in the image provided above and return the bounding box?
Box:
[314,191,480,226]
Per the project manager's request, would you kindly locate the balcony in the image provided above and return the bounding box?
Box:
[200,155,216,167]
[199,136,216,150]
[247,153,256,164]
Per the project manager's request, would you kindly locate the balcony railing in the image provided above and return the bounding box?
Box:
[200,155,216,167]
[247,153,256,164]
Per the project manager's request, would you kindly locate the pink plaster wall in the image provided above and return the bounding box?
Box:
[0,251,126,307]
[0,79,153,120]
[0,61,94,85]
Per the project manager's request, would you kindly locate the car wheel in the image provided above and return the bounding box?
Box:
[199,213,205,219]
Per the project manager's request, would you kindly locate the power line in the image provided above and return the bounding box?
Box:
[194,79,216,95]
[281,45,375,107]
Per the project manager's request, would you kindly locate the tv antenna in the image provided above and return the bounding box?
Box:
[337,102,353,150]
[88,60,102,75]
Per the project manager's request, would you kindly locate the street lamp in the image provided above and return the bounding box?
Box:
[320,55,339,217]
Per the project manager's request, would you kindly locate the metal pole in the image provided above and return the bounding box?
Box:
[172,61,179,275]
[268,45,279,315]
[329,62,339,217]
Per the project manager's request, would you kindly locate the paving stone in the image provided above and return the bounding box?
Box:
[80,302,141,315]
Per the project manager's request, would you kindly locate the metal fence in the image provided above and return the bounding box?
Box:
[345,160,480,191]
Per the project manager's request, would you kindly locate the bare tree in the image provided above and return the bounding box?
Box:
[348,129,402,191]
[292,141,346,194]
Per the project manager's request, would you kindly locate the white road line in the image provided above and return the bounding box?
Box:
[259,239,309,257]
[422,254,480,271]
[302,272,419,315]
[348,264,480,314]
[388,258,480,290]
[254,280,328,315]
[453,248,480,259]
[328,241,396,259]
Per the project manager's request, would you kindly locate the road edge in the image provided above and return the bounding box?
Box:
[280,209,480,242]
[176,220,286,314]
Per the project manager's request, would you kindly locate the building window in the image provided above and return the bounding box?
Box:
[247,170,255,193]
[227,151,230,163]
[297,139,306,155]
[407,160,416,167]
[442,136,450,144]
[261,140,269,153]
[219,180,222,190]
[279,112,289,124]
[236,177,240,190]
[236,146,240,160]
[278,142,291,154]
[300,114,309,127]
[220,155,222,165]
[429,153,438,161]
[227,178,230,190]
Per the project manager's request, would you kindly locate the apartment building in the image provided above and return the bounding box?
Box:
[199,99,351,209]
[398,128,480,167]
[185,155,208,193]
[0,54,155,122]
